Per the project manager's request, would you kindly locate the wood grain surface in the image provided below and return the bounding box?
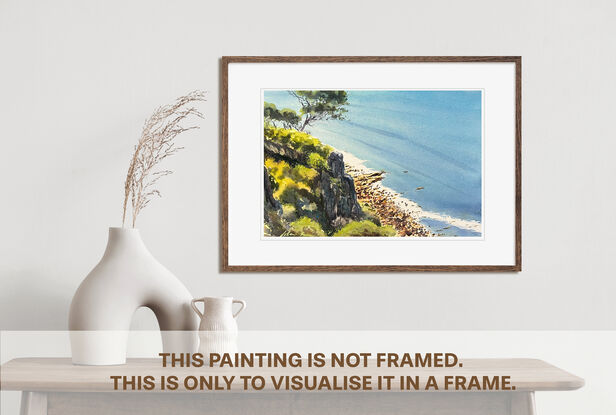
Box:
[1,358,582,393]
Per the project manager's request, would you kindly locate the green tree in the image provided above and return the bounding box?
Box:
[290,90,348,131]
[264,102,301,130]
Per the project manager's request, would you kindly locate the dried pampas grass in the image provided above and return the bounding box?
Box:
[122,90,206,228]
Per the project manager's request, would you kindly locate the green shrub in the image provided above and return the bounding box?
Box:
[265,157,319,214]
[334,220,397,237]
[307,152,327,170]
[281,204,298,222]
[289,164,318,183]
[278,180,315,206]
[264,126,332,161]
[265,158,291,181]
[361,205,381,226]
[266,158,318,186]
[288,217,326,237]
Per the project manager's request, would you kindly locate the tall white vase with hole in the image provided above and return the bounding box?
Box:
[69,227,198,365]
[191,297,246,356]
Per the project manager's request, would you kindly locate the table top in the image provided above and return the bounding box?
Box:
[0,358,584,393]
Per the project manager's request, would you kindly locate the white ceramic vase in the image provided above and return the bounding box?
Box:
[69,227,198,365]
[191,296,246,356]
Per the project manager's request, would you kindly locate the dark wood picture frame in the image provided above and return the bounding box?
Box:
[221,56,521,272]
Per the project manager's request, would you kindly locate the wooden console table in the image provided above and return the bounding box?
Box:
[0,358,583,415]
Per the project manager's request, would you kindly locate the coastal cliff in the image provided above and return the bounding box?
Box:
[263,127,428,237]
[319,152,362,228]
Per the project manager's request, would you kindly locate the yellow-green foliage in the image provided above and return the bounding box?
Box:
[274,177,310,203]
[288,217,326,237]
[274,177,310,201]
[266,158,317,184]
[307,152,327,170]
[265,157,318,207]
[361,205,382,226]
[334,220,397,237]
[264,126,333,160]
[265,157,288,179]
[281,204,298,222]
[289,164,318,183]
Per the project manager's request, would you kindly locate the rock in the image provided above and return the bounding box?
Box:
[319,152,362,228]
[263,167,286,236]
[264,166,281,211]
[264,166,283,234]
[328,151,345,177]
[264,139,305,164]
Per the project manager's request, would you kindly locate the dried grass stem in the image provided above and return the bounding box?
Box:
[122,91,205,227]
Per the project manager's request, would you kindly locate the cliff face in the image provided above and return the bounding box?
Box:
[319,152,362,228]
[264,139,304,165]
[263,126,397,237]
[264,138,362,228]
[264,166,281,210]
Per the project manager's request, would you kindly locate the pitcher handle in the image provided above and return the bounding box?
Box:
[232,299,246,318]
[191,298,205,319]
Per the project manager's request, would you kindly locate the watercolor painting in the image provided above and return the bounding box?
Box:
[263,90,482,238]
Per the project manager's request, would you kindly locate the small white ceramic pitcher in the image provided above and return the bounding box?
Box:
[190,296,246,356]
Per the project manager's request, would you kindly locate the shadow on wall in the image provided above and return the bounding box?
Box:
[0,270,172,331]
[0,270,72,330]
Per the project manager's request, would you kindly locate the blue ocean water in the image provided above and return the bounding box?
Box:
[264,90,482,236]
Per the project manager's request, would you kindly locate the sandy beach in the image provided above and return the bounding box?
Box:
[340,151,432,237]
[340,150,482,237]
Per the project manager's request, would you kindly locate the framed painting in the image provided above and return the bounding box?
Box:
[222,56,521,272]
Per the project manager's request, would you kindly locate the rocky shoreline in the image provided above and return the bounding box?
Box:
[342,151,432,237]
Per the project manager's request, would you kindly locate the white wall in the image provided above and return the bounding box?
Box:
[1,0,615,331]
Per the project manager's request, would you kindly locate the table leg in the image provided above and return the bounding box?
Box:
[511,392,536,415]
[20,392,47,415]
